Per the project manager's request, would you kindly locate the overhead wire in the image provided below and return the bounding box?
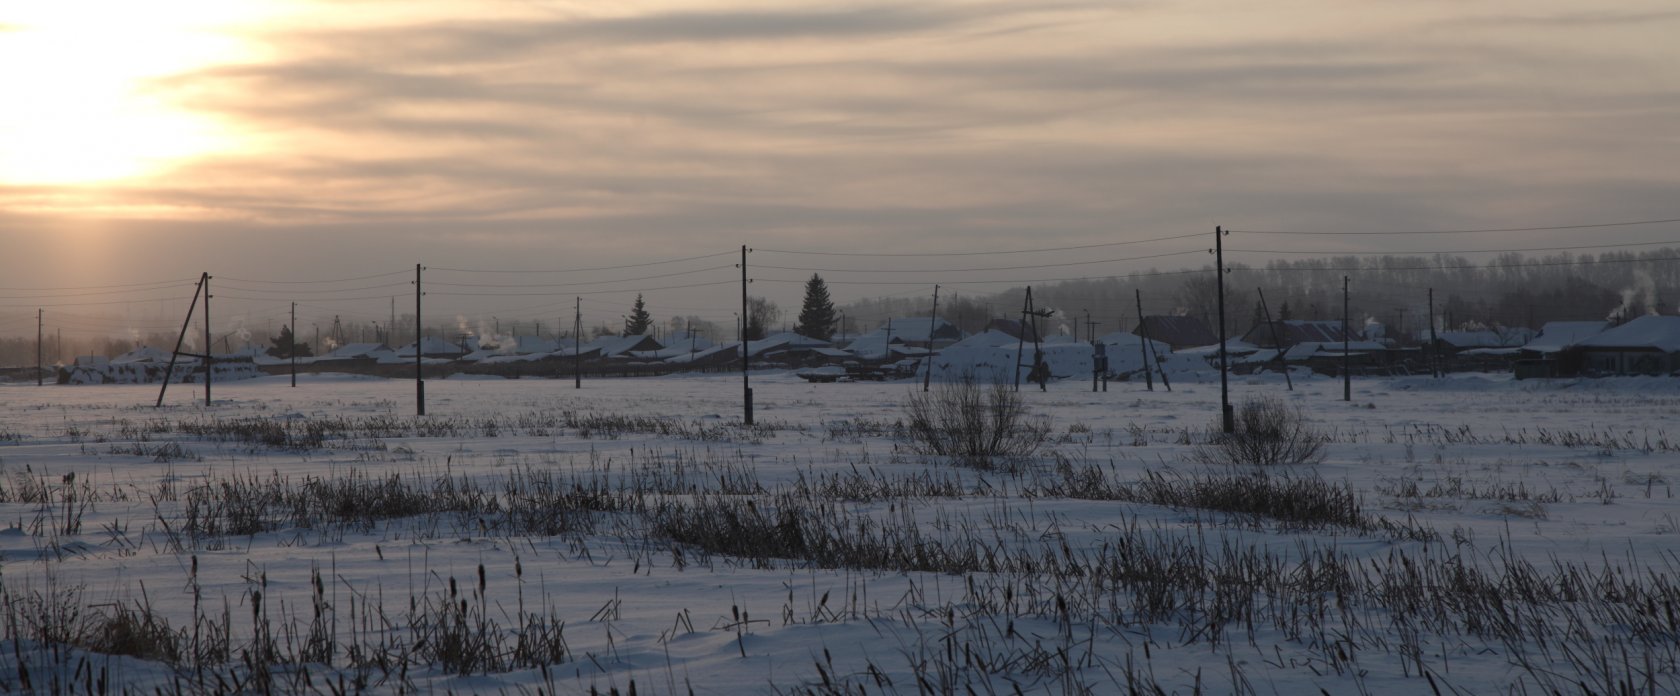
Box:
[753,249,1204,274]
[755,232,1205,257]
[1230,216,1680,236]
[429,251,736,274]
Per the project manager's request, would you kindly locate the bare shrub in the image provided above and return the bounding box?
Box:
[1191,396,1326,467]
[903,375,1049,469]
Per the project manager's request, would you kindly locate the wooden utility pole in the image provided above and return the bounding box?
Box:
[157,274,207,407]
[1215,227,1232,433]
[1342,275,1351,402]
[1257,287,1292,391]
[922,284,939,392]
[415,264,425,416]
[290,302,298,387]
[36,309,43,386]
[1135,289,1153,391]
[740,245,753,425]
[203,274,212,406]
[1428,288,1440,378]
[574,297,582,389]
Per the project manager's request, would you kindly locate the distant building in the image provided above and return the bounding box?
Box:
[1132,316,1217,351]
[1576,315,1680,376]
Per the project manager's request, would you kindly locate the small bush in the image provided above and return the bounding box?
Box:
[903,375,1049,469]
[1191,396,1326,467]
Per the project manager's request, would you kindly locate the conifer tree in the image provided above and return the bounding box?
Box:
[795,274,837,340]
[267,325,313,359]
[623,294,653,336]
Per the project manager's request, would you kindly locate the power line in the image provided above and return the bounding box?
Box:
[1231,216,1680,236]
[756,232,1205,257]
[1232,254,1680,274]
[427,265,733,289]
[215,282,413,296]
[755,266,1216,288]
[0,278,195,292]
[1229,239,1680,257]
[430,251,735,274]
[429,279,738,298]
[754,249,1203,274]
[216,269,413,284]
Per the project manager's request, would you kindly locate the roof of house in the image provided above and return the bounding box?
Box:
[878,317,960,343]
[1241,320,1355,347]
[1523,321,1610,354]
[1578,315,1680,352]
[581,334,663,358]
[320,342,389,360]
[113,346,173,364]
[395,337,476,358]
[1096,330,1172,355]
[1133,315,1218,348]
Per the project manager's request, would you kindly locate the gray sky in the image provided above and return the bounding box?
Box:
[2,0,1677,334]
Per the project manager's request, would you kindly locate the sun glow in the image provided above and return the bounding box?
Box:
[0,3,273,185]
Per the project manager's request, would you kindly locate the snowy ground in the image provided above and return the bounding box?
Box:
[0,370,1677,694]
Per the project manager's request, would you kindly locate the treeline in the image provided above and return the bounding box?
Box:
[838,248,1680,340]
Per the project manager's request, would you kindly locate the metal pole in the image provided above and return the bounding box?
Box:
[922,284,939,392]
[741,245,753,425]
[1215,227,1232,433]
[415,264,425,415]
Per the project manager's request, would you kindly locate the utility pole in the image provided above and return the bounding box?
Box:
[923,284,940,392]
[1258,287,1292,391]
[1135,289,1153,391]
[574,297,582,389]
[156,274,207,407]
[414,264,424,416]
[290,302,297,387]
[1342,275,1351,402]
[1428,288,1440,378]
[1215,227,1232,433]
[740,245,753,425]
[204,274,212,406]
[36,309,43,386]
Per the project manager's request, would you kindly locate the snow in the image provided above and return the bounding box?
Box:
[1523,320,1610,353]
[1,371,1678,694]
[1578,314,1680,352]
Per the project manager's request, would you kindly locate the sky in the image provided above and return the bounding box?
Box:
[1,0,1678,338]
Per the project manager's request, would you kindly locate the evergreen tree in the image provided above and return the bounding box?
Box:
[266,325,313,359]
[795,274,837,340]
[623,294,653,336]
[1278,302,1293,321]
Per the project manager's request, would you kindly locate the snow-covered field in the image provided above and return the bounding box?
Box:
[1,370,1677,694]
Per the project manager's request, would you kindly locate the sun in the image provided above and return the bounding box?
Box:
[0,2,273,185]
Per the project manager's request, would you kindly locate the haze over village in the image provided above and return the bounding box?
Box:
[2,2,1679,694]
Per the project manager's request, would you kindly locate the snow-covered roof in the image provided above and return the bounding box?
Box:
[1096,331,1172,356]
[113,346,172,364]
[949,330,1022,349]
[744,332,830,357]
[1523,321,1610,354]
[1578,315,1680,353]
[878,317,960,344]
[581,334,662,358]
[514,336,559,354]
[395,337,475,358]
[845,333,903,360]
[321,342,388,360]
